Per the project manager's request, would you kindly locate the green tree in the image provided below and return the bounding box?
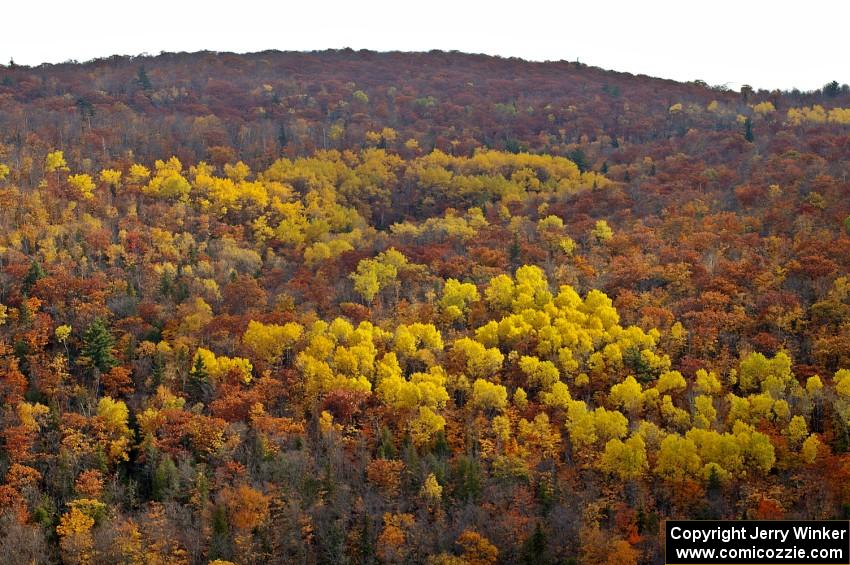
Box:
[136,66,152,90]
[824,80,841,98]
[187,354,213,405]
[152,455,179,501]
[80,318,117,375]
[522,522,549,565]
[744,117,754,142]
[22,261,45,293]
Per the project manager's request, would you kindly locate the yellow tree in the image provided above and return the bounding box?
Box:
[242,320,303,366]
[471,379,508,413]
[599,435,647,480]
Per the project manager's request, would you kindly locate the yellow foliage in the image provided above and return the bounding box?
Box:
[99,168,122,187]
[56,324,72,343]
[471,378,508,412]
[144,156,192,199]
[223,161,251,182]
[351,248,409,302]
[128,163,151,183]
[609,376,643,413]
[655,434,701,482]
[806,375,823,395]
[656,370,686,393]
[456,530,499,565]
[752,101,775,115]
[541,381,572,410]
[242,320,303,365]
[68,174,96,199]
[45,150,69,173]
[785,415,808,448]
[519,355,560,391]
[195,348,254,384]
[513,387,528,409]
[801,434,821,464]
[409,406,446,446]
[518,412,562,460]
[420,473,443,502]
[440,279,479,322]
[452,337,504,379]
[97,396,133,463]
[599,435,647,480]
[18,401,50,431]
[57,506,95,537]
[695,369,722,395]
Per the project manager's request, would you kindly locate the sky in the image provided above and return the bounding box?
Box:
[3,1,848,92]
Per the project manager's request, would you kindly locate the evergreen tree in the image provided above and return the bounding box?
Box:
[136,66,152,90]
[824,80,841,98]
[567,148,588,173]
[23,260,45,293]
[187,354,213,405]
[151,351,166,387]
[509,233,522,269]
[152,455,179,501]
[81,318,117,375]
[377,426,397,459]
[522,522,548,565]
[744,117,754,142]
[359,513,376,564]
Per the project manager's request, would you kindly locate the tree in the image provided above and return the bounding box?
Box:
[456,530,499,565]
[350,248,409,303]
[97,396,133,463]
[56,506,95,565]
[823,80,841,98]
[453,338,504,379]
[137,66,152,90]
[80,318,117,392]
[420,473,443,504]
[744,117,754,142]
[599,436,648,480]
[471,378,508,413]
[521,523,548,565]
[44,150,68,173]
[609,376,643,413]
[22,260,45,293]
[655,434,701,482]
[188,353,213,404]
[242,320,303,366]
[440,279,479,322]
[591,219,613,243]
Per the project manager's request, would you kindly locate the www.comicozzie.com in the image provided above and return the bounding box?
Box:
[665,520,850,564]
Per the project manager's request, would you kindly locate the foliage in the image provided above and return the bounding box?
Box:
[0,50,849,563]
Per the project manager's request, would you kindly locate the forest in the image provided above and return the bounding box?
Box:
[1,50,850,564]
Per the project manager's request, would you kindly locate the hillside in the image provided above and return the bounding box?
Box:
[1,50,850,564]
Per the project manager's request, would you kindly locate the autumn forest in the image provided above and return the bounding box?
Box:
[1,50,850,564]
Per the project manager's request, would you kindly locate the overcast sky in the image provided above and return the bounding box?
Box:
[3,1,847,92]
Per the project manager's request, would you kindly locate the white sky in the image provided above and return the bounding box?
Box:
[3,1,848,92]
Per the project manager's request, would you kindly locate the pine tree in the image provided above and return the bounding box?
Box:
[151,352,165,387]
[81,318,117,374]
[152,455,179,501]
[187,354,213,405]
[23,261,45,293]
[136,66,152,91]
[377,426,397,459]
[522,522,548,565]
[509,233,522,269]
[359,513,376,564]
[744,117,754,142]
